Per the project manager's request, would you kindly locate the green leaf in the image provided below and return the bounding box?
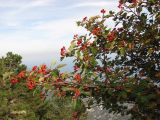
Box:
[136,6,142,13]
[90,47,97,55]
[119,48,125,56]
[62,87,71,92]
[75,99,82,110]
[56,64,67,69]
[68,42,76,51]
[76,50,81,58]
[51,70,59,78]
[140,96,149,104]
[61,72,69,79]
[110,41,115,50]
[90,57,98,66]
[44,83,51,89]
[76,21,81,26]
[60,56,65,61]
[33,87,40,96]
[120,91,127,99]
[148,48,153,55]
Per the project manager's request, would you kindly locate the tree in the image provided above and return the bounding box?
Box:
[0,52,39,119]
[0,52,26,75]
[0,53,87,120]
[61,0,160,119]
[14,0,160,119]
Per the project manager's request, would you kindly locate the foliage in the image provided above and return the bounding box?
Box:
[0,52,26,77]
[12,0,160,120]
[62,0,160,119]
[35,97,87,120]
[6,63,87,120]
[0,52,40,119]
[0,53,87,120]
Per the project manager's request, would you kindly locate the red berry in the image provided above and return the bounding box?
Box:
[101,9,106,14]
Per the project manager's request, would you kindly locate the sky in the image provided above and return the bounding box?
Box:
[0,0,119,69]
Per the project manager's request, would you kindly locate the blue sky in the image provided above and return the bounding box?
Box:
[0,0,118,68]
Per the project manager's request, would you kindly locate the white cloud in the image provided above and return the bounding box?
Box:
[33,18,86,37]
[0,0,56,27]
[0,0,119,66]
[0,0,54,7]
[30,0,54,7]
[0,17,86,56]
[70,1,117,8]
